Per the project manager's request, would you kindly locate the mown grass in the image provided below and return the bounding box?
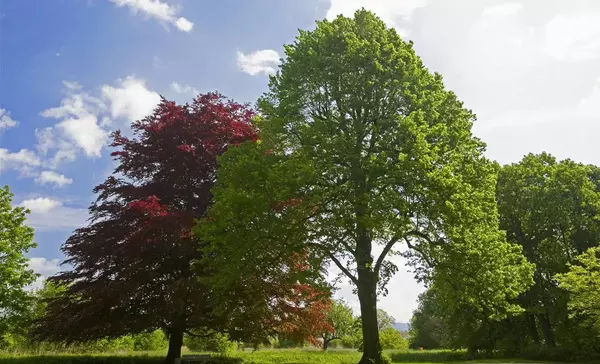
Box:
[0,349,570,364]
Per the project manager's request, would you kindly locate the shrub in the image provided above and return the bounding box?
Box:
[184,333,238,353]
[379,328,408,351]
[132,331,167,351]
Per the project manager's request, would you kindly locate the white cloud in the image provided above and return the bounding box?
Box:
[38,76,160,167]
[40,89,108,157]
[544,12,600,62]
[482,2,523,17]
[20,197,88,232]
[101,76,161,123]
[28,257,61,291]
[236,49,281,76]
[175,17,193,32]
[325,0,426,37]
[109,0,194,32]
[170,81,199,95]
[0,108,18,131]
[21,197,61,214]
[35,170,73,187]
[0,148,41,174]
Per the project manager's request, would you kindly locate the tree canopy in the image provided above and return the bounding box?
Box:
[33,93,257,363]
[557,247,600,335]
[198,9,533,364]
[0,185,37,341]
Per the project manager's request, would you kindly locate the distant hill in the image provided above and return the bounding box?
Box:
[392,322,409,332]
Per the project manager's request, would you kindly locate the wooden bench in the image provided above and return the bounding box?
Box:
[181,354,212,363]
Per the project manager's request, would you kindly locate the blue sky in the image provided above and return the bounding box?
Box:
[2,0,600,322]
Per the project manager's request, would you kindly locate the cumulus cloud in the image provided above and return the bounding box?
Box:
[102,76,161,123]
[109,0,194,32]
[0,108,18,131]
[0,148,41,174]
[20,197,88,232]
[28,257,62,291]
[236,49,281,76]
[35,170,73,187]
[21,197,61,214]
[170,81,199,95]
[40,88,108,157]
[38,76,160,167]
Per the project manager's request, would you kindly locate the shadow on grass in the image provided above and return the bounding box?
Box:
[0,356,243,364]
[389,350,470,363]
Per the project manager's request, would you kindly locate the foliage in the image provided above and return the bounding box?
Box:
[388,349,469,363]
[198,9,533,364]
[132,331,167,351]
[408,290,443,350]
[320,299,356,350]
[0,185,37,341]
[379,328,408,351]
[32,93,257,363]
[184,332,239,354]
[556,247,600,333]
[496,153,600,352]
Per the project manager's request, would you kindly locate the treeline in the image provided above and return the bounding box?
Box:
[409,153,600,360]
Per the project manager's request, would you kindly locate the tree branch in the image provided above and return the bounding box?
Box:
[308,242,358,285]
[374,236,400,276]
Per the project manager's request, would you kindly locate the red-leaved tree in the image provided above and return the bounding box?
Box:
[33,93,257,363]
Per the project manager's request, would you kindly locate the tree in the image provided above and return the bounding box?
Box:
[409,290,444,350]
[556,247,600,334]
[379,327,408,350]
[0,185,37,341]
[33,93,257,364]
[321,299,356,350]
[198,10,533,364]
[497,153,600,351]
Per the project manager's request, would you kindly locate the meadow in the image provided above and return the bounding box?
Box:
[0,349,564,364]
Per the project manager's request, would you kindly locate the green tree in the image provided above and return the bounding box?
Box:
[557,247,600,334]
[0,185,37,341]
[497,153,600,351]
[379,327,408,350]
[199,10,533,364]
[409,290,444,349]
[321,299,356,350]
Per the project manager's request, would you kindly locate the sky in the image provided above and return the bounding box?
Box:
[1,0,600,323]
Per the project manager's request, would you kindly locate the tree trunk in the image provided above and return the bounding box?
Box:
[323,338,330,351]
[357,270,384,364]
[166,329,184,364]
[539,313,556,347]
[526,313,540,345]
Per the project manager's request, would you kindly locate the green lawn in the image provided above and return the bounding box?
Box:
[0,349,569,364]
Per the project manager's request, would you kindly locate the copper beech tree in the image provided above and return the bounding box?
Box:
[33,93,259,363]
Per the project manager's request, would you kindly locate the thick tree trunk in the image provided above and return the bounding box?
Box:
[539,313,556,347]
[323,338,330,351]
[357,271,384,364]
[166,329,184,364]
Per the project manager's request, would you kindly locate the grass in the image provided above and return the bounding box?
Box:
[0,349,574,364]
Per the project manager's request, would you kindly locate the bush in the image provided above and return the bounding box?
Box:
[132,331,167,351]
[389,349,469,362]
[379,328,408,351]
[184,332,238,353]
